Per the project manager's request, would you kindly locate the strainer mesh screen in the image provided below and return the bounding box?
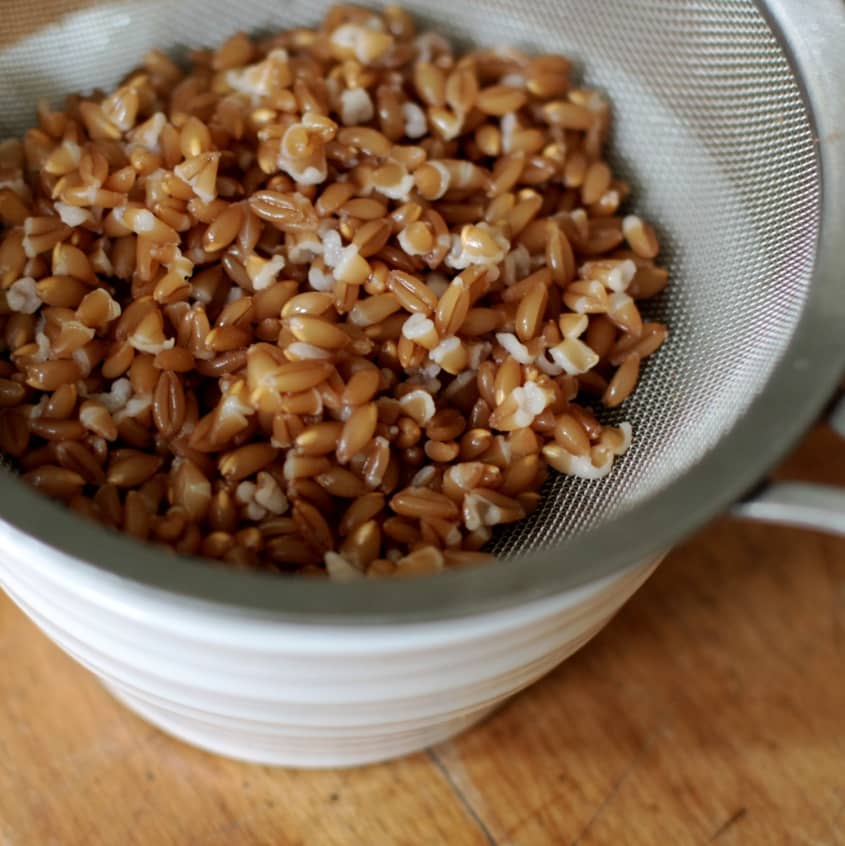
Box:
[0,0,820,555]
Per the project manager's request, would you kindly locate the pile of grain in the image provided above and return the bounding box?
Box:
[0,4,668,579]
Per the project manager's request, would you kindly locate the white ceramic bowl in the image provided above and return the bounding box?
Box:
[3,0,844,772]
[0,524,658,767]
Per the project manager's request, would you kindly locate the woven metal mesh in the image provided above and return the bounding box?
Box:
[0,0,820,555]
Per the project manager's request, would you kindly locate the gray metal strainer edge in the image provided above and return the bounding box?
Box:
[0,0,843,624]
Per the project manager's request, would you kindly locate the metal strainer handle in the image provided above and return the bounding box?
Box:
[733,391,845,536]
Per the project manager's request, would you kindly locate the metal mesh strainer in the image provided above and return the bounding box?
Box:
[0,0,843,620]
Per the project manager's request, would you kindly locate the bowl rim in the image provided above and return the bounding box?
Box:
[1,0,844,624]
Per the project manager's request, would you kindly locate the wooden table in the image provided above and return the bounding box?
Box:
[1,426,843,846]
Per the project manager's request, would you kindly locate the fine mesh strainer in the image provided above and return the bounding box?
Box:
[0,0,843,622]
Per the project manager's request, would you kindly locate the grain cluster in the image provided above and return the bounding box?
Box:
[0,4,668,579]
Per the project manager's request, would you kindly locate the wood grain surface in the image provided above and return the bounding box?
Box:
[1,425,844,846]
[2,3,843,843]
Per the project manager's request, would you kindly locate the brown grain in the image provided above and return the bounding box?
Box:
[609,322,667,366]
[342,368,380,406]
[295,421,344,456]
[152,371,186,438]
[25,360,82,392]
[515,281,548,343]
[390,487,459,520]
[387,270,438,314]
[28,418,86,442]
[336,402,378,464]
[603,353,641,408]
[0,5,666,578]
[476,85,526,116]
[107,451,163,488]
[288,316,349,350]
[23,465,86,499]
[292,498,334,552]
[0,379,25,407]
[219,443,278,481]
[316,466,370,498]
[628,266,669,300]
